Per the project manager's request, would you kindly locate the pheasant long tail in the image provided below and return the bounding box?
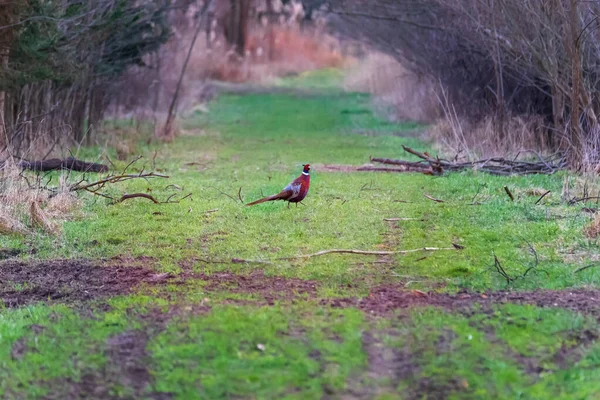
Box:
[245,191,290,206]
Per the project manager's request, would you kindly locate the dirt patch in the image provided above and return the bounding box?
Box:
[326,285,600,319]
[0,259,170,308]
[105,331,155,396]
[187,269,319,304]
[358,330,418,397]
[377,219,401,266]
[553,328,599,369]
[10,338,27,361]
[56,330,172,400]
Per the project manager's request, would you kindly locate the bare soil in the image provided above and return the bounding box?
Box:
[51,329,173,400]
[0,259,170,308]
[3,259,600,321]
[325,285,600,319]
[184,269,319,304]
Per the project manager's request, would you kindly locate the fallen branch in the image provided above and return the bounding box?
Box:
[490,247,547,286]
[112,193,159,204]
[534,190,551,205]
[574,264,598,273]
[493,254,513,285]
[209,186,240,203]
[424,193,445,203]
[1,157,109,173]
[504,186,515,201]
[359,165,437,174]
[109,192,192,205]
[197,257,272,265]
[368,145,566,176]
[71,172,169,193]
[280,247,459,260]
[568,196,600,205]
[384,217,423,221]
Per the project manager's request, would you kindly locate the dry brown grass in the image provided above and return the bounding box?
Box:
[584,214,600,238]
[344,53,439,123]
[0,162,81,235]
[155,119,179,143]
[429,111,550,161]
[344,53,558,162]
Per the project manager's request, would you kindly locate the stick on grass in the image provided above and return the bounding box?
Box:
[280,247,459,260]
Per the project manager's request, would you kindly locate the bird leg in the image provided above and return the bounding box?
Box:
[299,201,307,206]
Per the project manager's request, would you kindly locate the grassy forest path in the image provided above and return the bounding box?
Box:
[2,69,600,398]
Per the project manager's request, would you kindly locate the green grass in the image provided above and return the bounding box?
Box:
[8,89,596,290]
[2,69,600,398]
[371,305,600,399]
[150,305,364,399]
[271,68,345,89]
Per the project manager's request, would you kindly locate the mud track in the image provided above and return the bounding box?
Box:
[2,259,600,322]
[326,285,600,319]
[0,259,169,308]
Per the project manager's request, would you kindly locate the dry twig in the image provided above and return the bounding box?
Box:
[503,186,515,201]
[424,193,445,203]
[280,247,459,260]
[575,264,598,273]
[535,190,551,205]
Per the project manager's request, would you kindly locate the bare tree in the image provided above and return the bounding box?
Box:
[321,0,600,167]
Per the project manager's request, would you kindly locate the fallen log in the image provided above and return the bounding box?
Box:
[1,157,109,173]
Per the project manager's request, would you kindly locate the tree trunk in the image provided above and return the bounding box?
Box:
[228,0,249,56]
[568,0,583,167]
[266,0,276,61]
[0,2,14,155]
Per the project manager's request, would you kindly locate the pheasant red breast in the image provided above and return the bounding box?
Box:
[246,164,310,207]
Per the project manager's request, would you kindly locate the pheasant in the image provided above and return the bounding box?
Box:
[246,164,311,207]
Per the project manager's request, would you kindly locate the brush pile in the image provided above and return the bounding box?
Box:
[365,146,567,176]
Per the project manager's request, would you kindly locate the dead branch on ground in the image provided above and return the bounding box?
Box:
[63,157,194,205]
[109,192,192,205]
[197,257,273,265]
[503,186,515,201]
[369,146,566,176]
[181,247,462,265]
[568,196,600,205]
[535,190,551,205]
[574,264,598,273]
[280,246,460,260]
[424,193,445,203]
[490,242,546,285]
[70,172,169,193]
[209,186,241,203]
